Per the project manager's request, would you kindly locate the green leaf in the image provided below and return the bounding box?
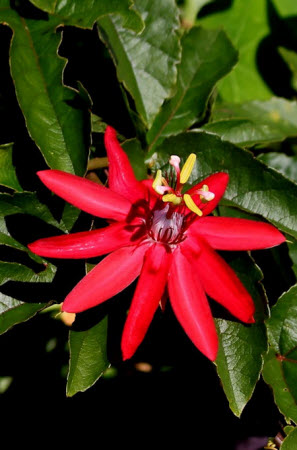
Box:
[0,3,89,176]
[203,98,297,147]
[197,0,272,102]
[66,315,109,396]
[0,191,67,232]
[0,143,22,192]
[281,428,297,450]
[215,255,268,417]
[182,0,214,26]
[279,47,297,92]
[98,0,181,128]
[146,131,297,238]
[147,26,238,152]
[272,0,297,17]
[0,292,47,335]
[29,0,144,32]
[258,153,297,184]
[263,349,297,424]
[263,284,297,423]
[0,261,56,285]
[122,138,147,180]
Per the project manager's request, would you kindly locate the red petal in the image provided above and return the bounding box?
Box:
[186,237,255,323]
[121,244,172,360]
[62,244,149,313]
[168,249,218,361]
[104,126,147,203]
[187,172,229,216]
[188,216,286,250]
[28,221,144,259]
[38,170,131,222]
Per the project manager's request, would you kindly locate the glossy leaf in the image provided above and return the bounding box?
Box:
[0,261,56,285]
[147,26,238,152]
[263,284,297,423]
[0,192,67,232]
[215,255,268,417]
[203,98,297,147]
[29,0,144,32]
[0,143,22,191]
[122,138,147,180]
[0,3,89,176]
[0,292,45,335]
[197,0,272,102]
[146,131,297,238]
[67,315,109,396]
[281,428,297,450]
[258,153,297,183]
[98,0,181,128]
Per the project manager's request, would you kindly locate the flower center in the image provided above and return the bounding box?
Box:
[152,153,215,216]
[147,202,186,245]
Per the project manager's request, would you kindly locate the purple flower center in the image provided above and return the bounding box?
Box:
[147,202,187,245]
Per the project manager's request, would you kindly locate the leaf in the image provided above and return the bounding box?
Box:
[66,315,109,396]
[263,284,297,423]
[215,254,268,417]
[281,428,297,450]
[0,292,48,335]
[147,26,238,152]
[98,0,181,128]
[279,47,297,92]
[263,349,297,424]
[197,0,272,102]
[29,0,144,32]
[0,191,67,232]
[0,143,22,192]
[258,153,297,184]
[182,0,214,26]
[122,138,147,180]
[272,0,297,17]
[0,3,89,176]
[146,131,297,238]
[203,98,297,147]
[0,261,56,285]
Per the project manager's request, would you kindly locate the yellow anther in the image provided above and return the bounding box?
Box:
[152,169,165,194]
[162,193,182,205]
[183,194,203,216]
[199,184,215,202]
[180,154,196,184]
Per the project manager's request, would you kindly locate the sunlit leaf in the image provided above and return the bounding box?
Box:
[98,0,181,128]
[203,98,297,147]
[147,26,238,152]
[197,0,272,102]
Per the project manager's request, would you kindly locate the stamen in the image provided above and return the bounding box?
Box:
[169,155,181,173]
[183,194,203,216]
[180,154,196,184]
[152,170,171,195]
[196,184,215,202]
[162,193,182,205]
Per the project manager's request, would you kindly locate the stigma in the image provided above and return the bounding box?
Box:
[152,154,215,216]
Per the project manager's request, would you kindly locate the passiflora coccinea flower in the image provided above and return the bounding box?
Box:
[28,126,285,361]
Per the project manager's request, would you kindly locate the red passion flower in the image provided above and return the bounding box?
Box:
[28,126,285,361]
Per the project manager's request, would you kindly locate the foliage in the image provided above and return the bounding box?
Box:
[2,0,297,446]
